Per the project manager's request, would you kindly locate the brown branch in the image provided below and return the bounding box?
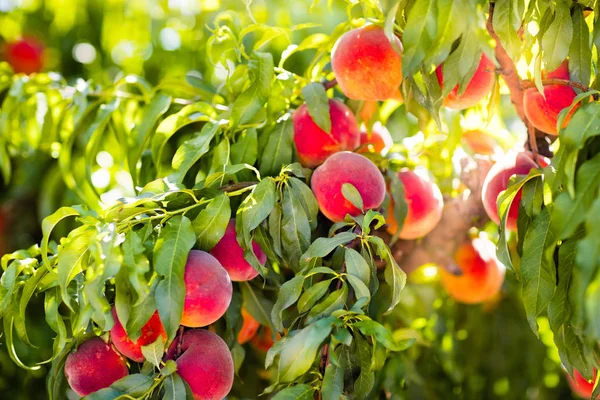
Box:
[521,78,599,99]
[387,156,493,274]
[323,78,337,91]
[219,181,258,192]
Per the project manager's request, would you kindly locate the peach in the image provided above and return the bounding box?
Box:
[523,60,578,135]
[358,101,378,123]
[210,219,266,281]
[481,151,538,231]
[250,327,280,353]
[237,308,260,345]
[358,122,393,155]
[386,169,444,239]
[4,38,44,75]
[436,54,495,110]
[64,337,128,396]
[166,329,234,400]
[181,250,232,328]
[566,369,598,399]
[331,26,403,101]
[110,308,167,362]
[440,236,506,304]
[311,151,386,222]
[462,129,500,155]
[293,99,360,168]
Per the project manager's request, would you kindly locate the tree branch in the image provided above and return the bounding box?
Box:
[323,78,337,91]
[521,78,599,99]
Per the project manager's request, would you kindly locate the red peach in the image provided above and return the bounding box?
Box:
[293,99,360,168]
[64,337,128,396]
[481,151,539,231]
[440,236,506,304]
[181,250,232,328]
[436,54,496,110]
[567,369,598,399]
[523,60,578,135]
[110,308,167,362]
[237,308,260,345]
[358,122,393,155]
[250,327,281,353]
[210,219,266,282]
[166,329,234,400]
[331,26,403,101]
[4,37,44,75]
[462,129,500,155]
[358,101,378,124]
[386,169,444,239]
[311,151,386,222]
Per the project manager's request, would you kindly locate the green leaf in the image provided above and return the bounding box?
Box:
[230,52,274,127]
[231,128,258,165]
[259,114,294,176]
[548,231,581,331]
[403,0,437,76]
[301,82,331,133]
[307,284,347,323]
[242,282,274,328]
[425,0,464,66]
[367,236,406,314]
[192,194,231,250]
[300,232,357,269]
[541,1,573,72]
[298,279,332,313]
[520,208,556,334]
[141,336,165,368]
[354,319,409,351]
[278,317,334,382]
[238,178,276,231]
[272,384,315,400]
[345,248,371,285]
[347,275,370,303]
[341,183,364,212]
[288,177,319,230]
[41,206,81,271]
[569,5,592,86]
[57,225,96,308]
[171,121,221,182]
[111,374,155,396]
[281,185,311,271]
[272,275,305,331]
[0,138,10,184]
[354,335,375,399]
[153,215,196,340]
[492,0,524,61]
[322,352,344,399]
[164,373,188,400]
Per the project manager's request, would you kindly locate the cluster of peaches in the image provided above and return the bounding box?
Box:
[64,220,271,399]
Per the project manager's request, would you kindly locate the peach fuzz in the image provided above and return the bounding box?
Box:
[331,26,403,101]
[237,308,261,344]
[386,169,443,240]
[440,236,506,304]
[210,219,266,282]
[293,99,360,168]
[311,151,386,222]
[436,54,495,110]
[166,329,234,400]
[481,151,539,231]
[64,337,129,396]
[567,369,598,399]
[110,308,167,362]
[523,60,578,135]
[181,250,232,328]
[462,129,500,155]
[358,122,393,155]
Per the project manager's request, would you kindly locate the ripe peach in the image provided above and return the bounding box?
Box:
[64,337,128,396]
[523,60,578,135]
[436,54,495,110]
[250,327,281,353]
[4,38,44,75]
[440,236,506,304]
[481,151,538,231]
[386,169,444,240]
[210,219,266,281]
[462,129,500,155]
[181,250,232,328]
[311,151,386,222]
[358,122,393,155]
[237,308,260,345]
[293,99,360,168]
[567,369,597,399]
[166,329,234,400]
[110,308,167,362]
[331,26,403,101]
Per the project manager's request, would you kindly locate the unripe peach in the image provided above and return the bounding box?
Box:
[4,38,44,75]
[440,236,506,304]
[358,122,393,155]
[237,308,261,345]
[181,250,232,328]
[293,99,360,168]
[110,308,167,362]
[523,60,578,135]
[436,54,495,110]
[386,169,443,239]
[566,369,598,399]
[166,329,234,400]
[331,26,403,101]
[481,151,539,231]
[210,219,266,282]
[311,151,386,222]
[462,129,500,155]
[64,338,128,396]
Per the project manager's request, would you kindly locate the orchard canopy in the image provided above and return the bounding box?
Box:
[2,0,600,399]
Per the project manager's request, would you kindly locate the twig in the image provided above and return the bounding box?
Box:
[323,78,337,91]
[175,326,185,357]
[521,78,599,99]
[219,181,258,192]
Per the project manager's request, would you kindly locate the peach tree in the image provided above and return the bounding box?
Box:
[0,0,600,399]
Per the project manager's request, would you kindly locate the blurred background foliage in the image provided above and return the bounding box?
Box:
[0,0,582,399]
